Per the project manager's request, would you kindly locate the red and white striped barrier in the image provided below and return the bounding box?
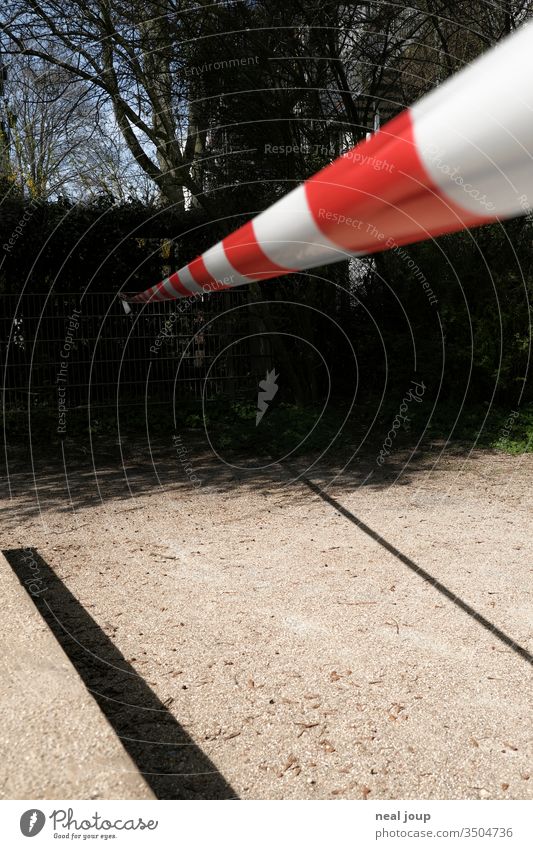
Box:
[121,23,533,305]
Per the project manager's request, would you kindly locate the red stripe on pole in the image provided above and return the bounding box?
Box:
[222,221,292,279]
[188,256,233,292]
[306,110,493,253]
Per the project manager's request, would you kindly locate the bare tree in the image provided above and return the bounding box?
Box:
[74,123,160,202]
[1,0,211,209]
[3,0,530,209]
[5,55,101,198]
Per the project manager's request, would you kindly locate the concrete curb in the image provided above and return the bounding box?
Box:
[0,552,155,799]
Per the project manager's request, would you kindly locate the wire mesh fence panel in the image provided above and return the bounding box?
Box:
[1,290,273,413]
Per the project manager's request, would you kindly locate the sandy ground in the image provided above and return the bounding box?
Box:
[1,439,532,800]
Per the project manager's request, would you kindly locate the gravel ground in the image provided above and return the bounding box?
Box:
[1,440,532,800]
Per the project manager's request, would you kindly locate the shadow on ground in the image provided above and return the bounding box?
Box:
[1,431,474,522]
[4,548,238,800]
[285,466,533,668]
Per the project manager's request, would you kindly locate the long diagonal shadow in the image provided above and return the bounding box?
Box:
[289,472,533,666]
[4,548,238,800]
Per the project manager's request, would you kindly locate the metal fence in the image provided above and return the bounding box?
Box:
[1,290,273,412]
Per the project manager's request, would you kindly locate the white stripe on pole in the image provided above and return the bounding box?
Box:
[252,184,356,271]
[413,22,533,216]
[201,241,253,289]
